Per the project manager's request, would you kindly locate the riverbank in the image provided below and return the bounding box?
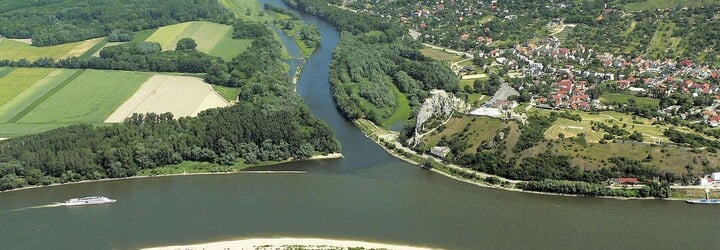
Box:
[0,152,343,194]
[353,119,693,201]
[142,237,434,250]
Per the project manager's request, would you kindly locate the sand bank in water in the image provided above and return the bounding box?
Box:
[142,237,436,250]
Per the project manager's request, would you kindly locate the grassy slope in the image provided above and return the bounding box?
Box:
[420,47,462,62]
[625,0,720,11]
[599,92,660,109]
[211,84,240,102]
[18,70,151,123]
[0,39,88,61]
[0,69,78,122]
[382,84,411,128]
[421,114,717,176]
[423,116,520,155]
[0,68,55,107]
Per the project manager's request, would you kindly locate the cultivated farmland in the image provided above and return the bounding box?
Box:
[0,37,103,61]
[106,75,230,122]
[0,68,231,137]
[144,21,252,60]
[18,70,151,123]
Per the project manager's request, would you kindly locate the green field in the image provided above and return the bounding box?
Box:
[18,70,151,123]
[624,0,720,11]
[0,69,79,122]
[0,68,55,107]
[0,38,100,61]
[145,21,252,60]
[600,92,660,110]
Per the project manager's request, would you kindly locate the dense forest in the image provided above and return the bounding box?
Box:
[287,0,458,124]
[0,0,233,46]
[0,105,339,190]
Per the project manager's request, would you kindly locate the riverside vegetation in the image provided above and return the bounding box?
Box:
[0,1,337,191]
[288,0,693,198]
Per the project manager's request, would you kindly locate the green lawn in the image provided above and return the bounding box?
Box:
[600,92,660,110]
[145,21,249,60]
[0,69,79,122]
[0,68,55,107]
[0,39,89,61]
[18,70,151,123]
[382,84,411,128]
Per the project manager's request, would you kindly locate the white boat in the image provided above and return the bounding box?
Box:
[58,196,116,206]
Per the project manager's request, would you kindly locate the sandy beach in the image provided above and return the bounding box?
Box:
[141,237,436,250]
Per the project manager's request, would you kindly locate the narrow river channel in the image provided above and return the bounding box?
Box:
[0,1,718,249]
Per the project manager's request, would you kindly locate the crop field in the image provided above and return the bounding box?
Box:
[0,68,55,108]
[0,37,103,61]
[18,70,151,123]
[144,21,252,60]
[0,69,80,123]
[0,68,231,137]
[106,75,229,122]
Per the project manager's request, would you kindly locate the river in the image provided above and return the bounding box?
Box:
[1,2,719,250]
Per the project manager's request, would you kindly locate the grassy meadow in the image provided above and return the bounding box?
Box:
[144,21,252,60]
[0,69,80,123]
[599,92,660,110]
[18,70,150,123]
[0,68,55,107]
[0,38,102,61]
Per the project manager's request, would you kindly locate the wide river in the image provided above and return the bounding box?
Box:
[1,2,719,249]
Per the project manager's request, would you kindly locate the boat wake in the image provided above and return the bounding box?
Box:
[1,203,65,214]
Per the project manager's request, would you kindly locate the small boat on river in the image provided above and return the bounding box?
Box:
[686,189,720,204]
[56,196,116,206]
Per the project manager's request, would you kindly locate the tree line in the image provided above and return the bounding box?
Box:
[0,0,232,46]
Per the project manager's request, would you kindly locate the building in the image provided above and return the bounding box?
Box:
[430,146,451,158]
